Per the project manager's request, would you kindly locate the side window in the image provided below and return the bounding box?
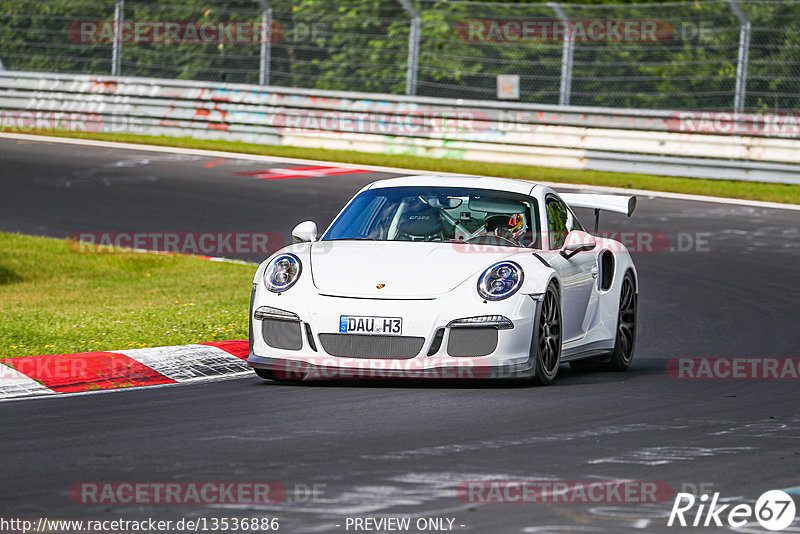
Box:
[570,209,584,232]
[570,213,585,232]
[546,196,569,249]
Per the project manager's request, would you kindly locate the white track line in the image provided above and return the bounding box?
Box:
[0,372,253,404]
[0,342,254,402]
[2,132,799,211]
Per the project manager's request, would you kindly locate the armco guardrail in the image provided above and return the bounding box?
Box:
[1,71,799,184]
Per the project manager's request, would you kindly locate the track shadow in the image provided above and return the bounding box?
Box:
[247,359,669,389]
[251,375,534,389]
[0,264,23,285]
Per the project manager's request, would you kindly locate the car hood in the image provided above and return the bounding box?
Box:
[309,241,520,298]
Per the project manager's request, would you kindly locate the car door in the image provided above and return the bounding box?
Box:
[542,195,596,342]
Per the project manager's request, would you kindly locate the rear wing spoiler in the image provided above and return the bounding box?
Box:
[560,193,637,217]
[560,193,636,233]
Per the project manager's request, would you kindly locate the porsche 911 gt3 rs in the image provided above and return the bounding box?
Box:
[247,175,637,384]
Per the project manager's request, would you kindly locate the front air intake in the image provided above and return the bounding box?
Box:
[318,334,424,359]
[447,327,498,357]
[262,320,303,350]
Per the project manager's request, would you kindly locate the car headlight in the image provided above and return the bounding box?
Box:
[264,253,302,293]
[477,261,523,301]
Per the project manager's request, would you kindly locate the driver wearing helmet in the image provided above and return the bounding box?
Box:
[484,213,526,246]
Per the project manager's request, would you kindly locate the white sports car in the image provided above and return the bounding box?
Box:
[247,175,637,384]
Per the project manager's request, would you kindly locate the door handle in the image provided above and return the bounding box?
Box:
[591,265,599,279]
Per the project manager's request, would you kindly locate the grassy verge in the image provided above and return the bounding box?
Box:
[4,128,800,205]
[0,232,252,359]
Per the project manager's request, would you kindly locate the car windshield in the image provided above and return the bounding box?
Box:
[323,186,541,248]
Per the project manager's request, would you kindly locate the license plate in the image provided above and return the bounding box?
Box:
[339,315,402,335]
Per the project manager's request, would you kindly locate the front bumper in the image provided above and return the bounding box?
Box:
[246,282,542,380]
[247,353,536,380]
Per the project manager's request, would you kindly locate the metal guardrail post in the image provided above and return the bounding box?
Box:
[548,2,573,106]
[397,0,420,96]
[111,0,124,76]
[726,0,751,113]
[257,0,273,86]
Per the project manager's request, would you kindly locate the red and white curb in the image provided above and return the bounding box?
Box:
[0,340,251,401]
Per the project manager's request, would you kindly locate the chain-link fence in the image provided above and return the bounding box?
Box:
[1,0,798,111]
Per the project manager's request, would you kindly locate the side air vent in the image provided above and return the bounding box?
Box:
[305,323,318,352]
[427,328,445,356]
[601,250,615,291]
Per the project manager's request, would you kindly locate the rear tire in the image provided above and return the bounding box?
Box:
[570,271,637,372]
[532,283,562,385]
[607,271,637,371]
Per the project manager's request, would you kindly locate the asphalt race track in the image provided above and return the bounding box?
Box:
[1,135,799,533]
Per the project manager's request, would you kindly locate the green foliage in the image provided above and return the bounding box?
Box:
[0,0,798,110]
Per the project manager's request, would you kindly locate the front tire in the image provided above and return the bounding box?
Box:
[532,283,562,385]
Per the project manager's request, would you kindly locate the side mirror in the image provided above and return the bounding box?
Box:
[291,221,318,243]
[560,230,596,259]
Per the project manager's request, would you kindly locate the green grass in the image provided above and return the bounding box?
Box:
[0,232,253,359]
[5,128,800,205]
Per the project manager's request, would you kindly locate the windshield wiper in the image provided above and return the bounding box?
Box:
[326,237,377,241]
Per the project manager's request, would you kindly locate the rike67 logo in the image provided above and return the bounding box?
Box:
[668,490,796,531]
